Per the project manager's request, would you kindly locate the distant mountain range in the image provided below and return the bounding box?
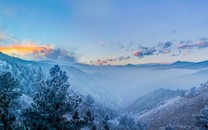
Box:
[124,60,208,70]
[68,59,208,70]
[1,52,208,108]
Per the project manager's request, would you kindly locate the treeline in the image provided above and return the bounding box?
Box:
[0,65,144,130]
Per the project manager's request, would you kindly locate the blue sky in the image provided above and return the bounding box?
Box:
[0,0,208,65]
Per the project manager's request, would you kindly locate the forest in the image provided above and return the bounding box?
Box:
[0,65,145,130]
[0,64,208,130]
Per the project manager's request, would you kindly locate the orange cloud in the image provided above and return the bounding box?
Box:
[133,51,141,56]
[0,43,53,57]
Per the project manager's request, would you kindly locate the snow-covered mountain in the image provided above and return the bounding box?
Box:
[1,52,208,129]
[137,82,208,129]
[0,52,118,106]
[1,52,208,108]
[125,88,186,113]
[73,63,198,106]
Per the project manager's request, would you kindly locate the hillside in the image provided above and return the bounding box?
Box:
[137,82,208,129]
[125,88,186,113]
[0,53,117,104]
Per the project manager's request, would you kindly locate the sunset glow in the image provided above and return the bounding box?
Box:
[0,43,53,57]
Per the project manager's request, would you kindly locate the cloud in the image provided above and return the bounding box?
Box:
[177,39,208,50]
[132,47,157,58]
[118,56,130,61]
[0,31,77,62]
[100,42,108,46]
[177,43,194,50]
[44,49,76,62]
[195,41,208,48]
[132,41,173,58]
[199,37,208,41]
[162,41,173,49]
[0,43,77,62]
[90,56,130,65]
[0,43,53,57]
[132,38,208,58]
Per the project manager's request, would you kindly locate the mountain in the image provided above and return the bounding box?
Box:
[163,61,194,69]
[125,60,208,70]
[170,61,194,66]
[179,60,208,69]
[138,61,195,70]
[125,88,186,113]
[62,60,202,107]
[0,52,118,105]
[137,82,208,129]
[1,52,208,108]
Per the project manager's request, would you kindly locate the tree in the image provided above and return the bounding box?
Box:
[91,125,96,130]
[195,106,208,129]
[0,72,21,130]
[118,114,143,130]
[101,115,110,130]
[30,67,45,96]
[68,110,85,130]
[84,110,94,126]
[24,65,82,130]
[67,109,95,130]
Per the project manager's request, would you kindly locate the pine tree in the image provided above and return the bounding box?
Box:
[68,110,84,130]
[0,72,21,130]
[101,115,110,130]
[31,67,45,95]
[91,125,96,130]
[67,109,95,130]
[118,114,143,130]
[195,106,208,129]
[84,110,94,126]
[24,65,82,130]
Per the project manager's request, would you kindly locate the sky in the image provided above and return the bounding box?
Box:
[0,0,208,65]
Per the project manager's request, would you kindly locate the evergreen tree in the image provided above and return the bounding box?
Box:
[195,105,208,129]
[67,109,95,130]
[84,110,94,126]
[91,125,96,130]
[68,110,84,130]
[31,67,45,95]
[0,72,21,130]
[118,114,143,130]
[101,115,110,130]
[24,65,82,130]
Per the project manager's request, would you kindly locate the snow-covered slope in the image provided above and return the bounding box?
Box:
[1,52,208,109]
[125,88,186,113]
[0,53,118,105]
[73,63,198,106]
[137,82,208,129]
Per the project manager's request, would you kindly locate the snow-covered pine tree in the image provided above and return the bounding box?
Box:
[24,65,82,130]
[101,115,110,130]
[84,110,94,126]
[30,67,45,96]
[0,72,21,130]
[118,114,143,130]
[67,106,95,129]
[68,110,85,129]
[195,105,208,129]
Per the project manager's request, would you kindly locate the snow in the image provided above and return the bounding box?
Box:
[137,83,208,129]
[137,96,182,119]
